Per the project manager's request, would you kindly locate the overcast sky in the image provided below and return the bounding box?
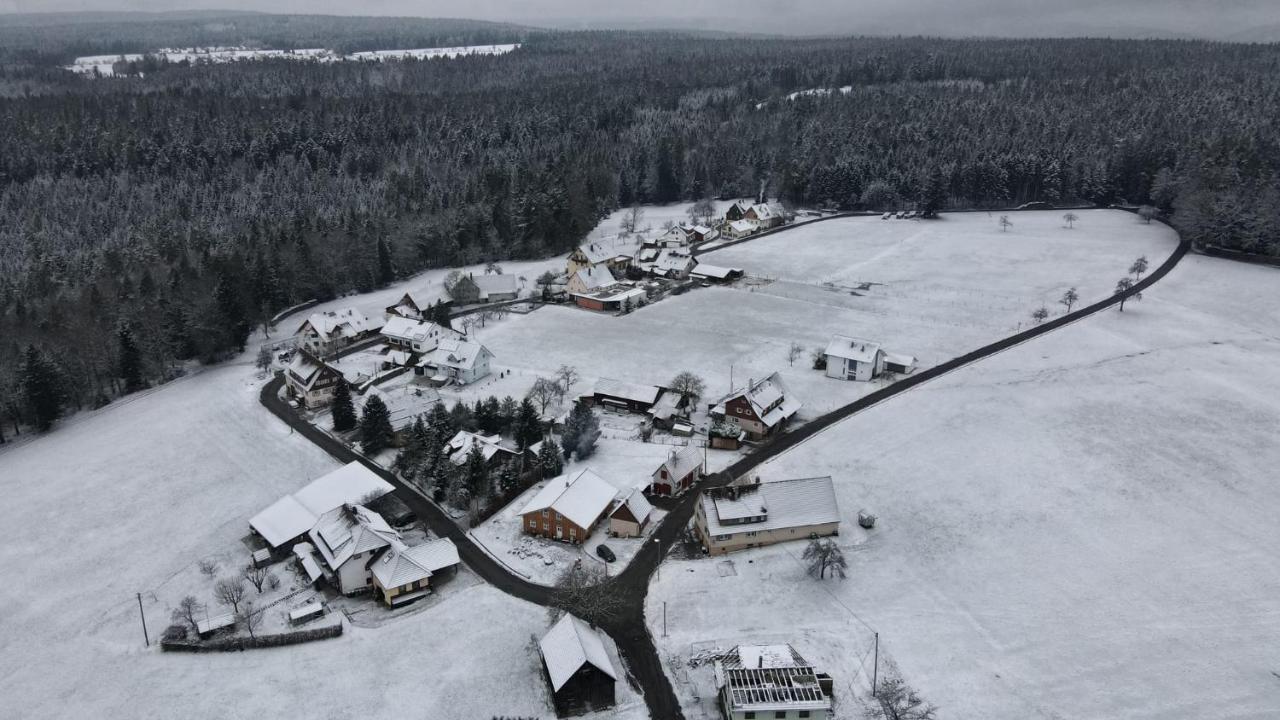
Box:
[2,0,1277,41]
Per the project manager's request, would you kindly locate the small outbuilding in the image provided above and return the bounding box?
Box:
[588,378,664,414]
[609,489,653,538]
[539,613,618,717]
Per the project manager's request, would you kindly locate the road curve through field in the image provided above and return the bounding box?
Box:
[261,222,1190,720]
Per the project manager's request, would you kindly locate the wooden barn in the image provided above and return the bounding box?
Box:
[539,614,618,717]
[586,378,664,414]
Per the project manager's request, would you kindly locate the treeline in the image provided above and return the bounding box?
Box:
[2,31,1279,438]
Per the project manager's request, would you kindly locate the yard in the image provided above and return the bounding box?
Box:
[645,253,1280,719]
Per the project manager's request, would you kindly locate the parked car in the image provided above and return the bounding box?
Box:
[896,211,906,219]
[595,544,616,563]
[1017,201,1055,210]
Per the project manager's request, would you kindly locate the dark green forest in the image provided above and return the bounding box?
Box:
[1,18,1278,438]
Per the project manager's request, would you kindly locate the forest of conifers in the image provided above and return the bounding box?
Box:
[1,14,1278,438]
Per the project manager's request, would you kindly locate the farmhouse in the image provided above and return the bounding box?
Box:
[587,378,664,414]
[567,238,634,276]
[824,335,885,382]
[380,316,456,354]
[715,644,834,720]
[723,218,760,239]
[566,264,616,296]
[384,288,451,322]
[539,613,618,717]
[708,372,801,441]
[724,200,752,223]
[445,430,522,469]
[609,489,653,538]
[571,284,647,313]
[296,307,376,355]
[694,476,840,556]
[744,201,786,229]
[284,350,345,409]
[649,249,697,280]
[650,444,703,496]
[307,504,400,595]
[519,468,617,544]
[681,223,720,244]
[419,339,493,385]
[472,273,520,303]
[369,538,461,607]
[249,462,394,551]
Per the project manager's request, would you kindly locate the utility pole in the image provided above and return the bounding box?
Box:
[871,632,879,696]
[663,601,667,637]
[136,592,150,647]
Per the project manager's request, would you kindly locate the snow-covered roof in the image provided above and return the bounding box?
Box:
[362,386,441,432]
[573,264,615,292]
[700,476,840,537]
[298,307,374,342]
[250,462,394,548]
[750,202,783,220]
[445,430,516,466]
[381,316,452,344]
[825,335,882,364]
[738,644,801,670]
[575,238,634,265]
[285,351,336,389]
[539,614,618,693]
[691,264,742,280]
[519,468,618,530]
[657,444,703,480]
[292,542,325,583]
[653,249,696,274]
[884,351,917,370]
[594,378,662,405]
[472,273,518,298]
[612,488,653,525]
[427,339,492,371]
[370,538,460,589]
[728,219,759,233]
[308,504,399,572]
[574,285,646,304]
[711,372,800,429]
[718,644,830,713]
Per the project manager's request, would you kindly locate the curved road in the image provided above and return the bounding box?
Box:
[261,225,1190,720]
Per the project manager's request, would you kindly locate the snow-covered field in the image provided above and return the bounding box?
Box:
[646,254,1280,719]
[66,43,518,76]
[0,358,641,719]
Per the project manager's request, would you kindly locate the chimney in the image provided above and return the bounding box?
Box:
[758,655,763,669]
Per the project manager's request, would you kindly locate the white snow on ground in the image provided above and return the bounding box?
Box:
[647,254,1280,719]
[0,359,635,719]
[66,44,517,76]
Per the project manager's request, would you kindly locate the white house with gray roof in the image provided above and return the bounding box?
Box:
[694,476,840,555]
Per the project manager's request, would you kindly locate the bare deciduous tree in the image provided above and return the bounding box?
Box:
[788,341,804,366]
[554,562,624,623]
[1138,205,1157,224]
[1062,212,1079,228]
[620,205,644,234]
[527,377,559,414]
[867,678,938,720]
[554,365,580,400]
[214,577,247,614]
[198,559,218,578]
[999,215,1013,232]
[1031,306,1049,324]
[171,595,204,634]
[1059,287,1079,313]
[237,601,264,640]
[802,539,848,580]
[243,564,269,593]
[1129,255,1149,279]
[1115,277,1143,312]
[669,371,706,407]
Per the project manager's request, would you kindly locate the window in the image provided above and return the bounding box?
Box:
[799,712,811,718]
[776,712,787,719]
[744,713,755,720]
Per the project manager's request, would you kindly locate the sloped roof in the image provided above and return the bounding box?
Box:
[250,462,394,548]
[576,237,634,265]
[428,339,492,371]
[712,372,800,429]
[519,468,618,530]
[824,335,882,364]
[382,316,452,344]
[654,249,696,274]
[594,378,662,405]
[308,504,399,572]
[539,614,618,692]
[573,264,615,292]
[728,219,759,233]
[700,476,840,537]
[370,538,460,589]
[883,351,917,370]
[657,444,703,480]
[298,307,374,342]
[286,351,337,389]
[691,264,741,280]
[445,430,516,466]
[612,488,653,525]
[472,273,518,297]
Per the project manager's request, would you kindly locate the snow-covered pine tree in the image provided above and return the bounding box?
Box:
[20,345,64,432]
[359,395,395,454]
[117,322,146,394]
[538,438,564,478]
[331,381,357,432]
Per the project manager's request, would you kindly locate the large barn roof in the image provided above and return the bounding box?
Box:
[539,614,618,692]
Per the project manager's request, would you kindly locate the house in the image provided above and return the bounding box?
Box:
[649,249,697,280]
[369,538,460,607]
[715,644,834,720]
[650,444,703,496]
[296,308,376,355]
[444,429,522,469]
[284,350,345,409]
[883,352,918,375]
[587,378,664,414]
[724,200,753,223]
[609,489,653,538]
[420,339,493,385]
[571,284,647,313]
[681,223,720,244]
[519,468,617,544]
[566,264,616,296]
[823,335,885,382]
[472,273,520,303]
[380,316,456,354]
[384,288,451,322]
[744,202,786,229]
[307,504,400,595]
[690,264,744,283]
[723,218,760,239]
[708,372,801,441]
[645,391,686,430]
[567,238,634,276]
[651,226,691,248]
[539,614,617,717]
[694,476,840,555]
[249,462,394,551]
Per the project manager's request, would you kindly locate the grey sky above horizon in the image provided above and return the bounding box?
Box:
[1,0,1276,41]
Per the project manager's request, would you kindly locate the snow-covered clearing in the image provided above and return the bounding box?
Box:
[0,358,639,719]
[66,44,518,76]
[647,254,1280,719]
